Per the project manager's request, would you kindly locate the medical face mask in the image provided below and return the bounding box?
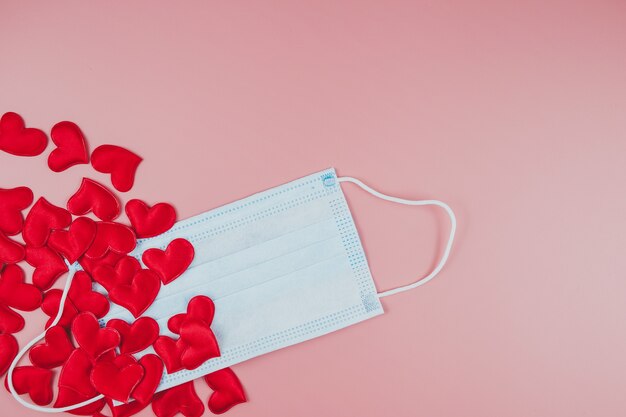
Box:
[9,168,456,412]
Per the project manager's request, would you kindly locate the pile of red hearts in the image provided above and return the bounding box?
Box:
[0,112,246,416]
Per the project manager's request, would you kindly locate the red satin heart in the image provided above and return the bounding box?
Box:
[90,354,144,403]
[125,199,176,238]
[204,368,247,414]
[142,238,194,285]
[0,304,24,334]
[153,336,186,374]
[0,231,25,264]
[0,112,48,156]
[42,289,79,328]
[109,269,160,318]
[23,197,72,247]
[92,255,140,291]
[48,121,89,172]
[0,186,33,235]
[68,271,110,318]
[58,348,96,397]
[85,222,136,259]
[0,264,42,311]
[103,398,149,417]
[25,245,68,290]
[0,333,18,376]
[48,217,97,263]
[29,325,74,368]
[168,295,215,334]
[71,312,120,360]
[179,318,220,370]
[91,145,142,193]
[132,354,164,405]
[5,366,54,405]
[152,381,204,417]
[106,317,159,355]
[78,250,123,277]
[67,178,120,222]
[54,386,106,415]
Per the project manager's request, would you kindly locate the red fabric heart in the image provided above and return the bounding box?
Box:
[0,304,25,334]
[67,178,120,222]
[0,231,25,264]
[125,199,176,238]
[85,222,136,259]
[78,250,123,277]
[54,386,106,415]
[0,112,48,157]
[179,318,220,370]
[23,197,72,247]
[48,217,97,263]
[204,368,247,414]
[152,381,204,417]
[0,333,18,376]
[109,269,160,318]
[153,336,186,374]
[131,354,164,405]
[0,186,33,235]
[25,245,68,290]
[106,317,159,355]
[142,238,194,285]
[92,255,140,291]
[168,296,215,334]
[29,325,74,368]
[67,271,110,318]
[72,312,120,360]
[48,121,89,172]
[102,398,149,417]
[90,354,144,403]
[42,289,79,328]
[58,348,96,397]
[5,366,54,405]
[91,145,142,193]
[0,264,42,311]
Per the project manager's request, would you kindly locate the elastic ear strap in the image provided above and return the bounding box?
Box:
[337,176,457,298]
[7,262,105,413]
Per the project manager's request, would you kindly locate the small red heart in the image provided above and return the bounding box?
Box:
[42,289,79,328]
[106,317,159,355]
[0,304,24,334]
[132,354,164,405]
[142,238,194,285]
[78,250,123,277]
[152,381,204,417]
[68,271,110,318]
[179,318,220,370]
[48,121,89,172]
[0,264,42,311]
[54,385,106,415]
[0,231,25,264]
[91,145,142,193]
[0,333,18,376]
[168,296,215,334]
[23,197,72,247]
[29,325,74,368]
[104,398,149,417]
[25,245,68,290]
[67,178,120,222]
[48,217,97,263]
[204,367,247,414]
[90,354,144,403]
[85,222,136,259]
[0,186,33,235]
[71,312,120,360]
[109,269,160,318]
[125,199,176,238]
[5,366,54,405]
[92,255,140,292]
[58,348,96,397]
[0,112,48,156]
[153,336,186,374]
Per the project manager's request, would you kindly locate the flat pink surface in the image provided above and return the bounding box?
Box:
[1,1,626,416]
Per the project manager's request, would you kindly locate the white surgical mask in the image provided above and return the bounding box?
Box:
[9,168,456,412]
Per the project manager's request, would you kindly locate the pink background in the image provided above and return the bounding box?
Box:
[2,1,626,416]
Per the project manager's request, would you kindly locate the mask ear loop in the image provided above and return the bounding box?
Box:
[6,260,105,413]
[337,176,457,298]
